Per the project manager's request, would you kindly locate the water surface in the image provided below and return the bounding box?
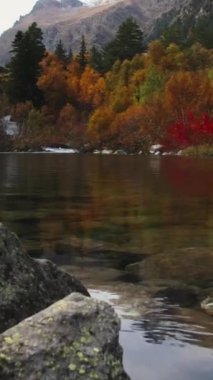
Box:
[0,153,212,380]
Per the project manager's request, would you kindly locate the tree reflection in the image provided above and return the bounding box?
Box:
[131,299,213,347]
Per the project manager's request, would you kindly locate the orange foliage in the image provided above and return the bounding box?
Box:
[160,43,186,71]
[37,53,67,114]
[79,66,105,108]
[30,38,213,151]
[87,106,115,146]
[12,101,33,124]
[164,71,213,122]
[58,103,78,129]
[139,95,170,143]
[111,105,146,150]
[66,60,81,102]
[146,40,166,67]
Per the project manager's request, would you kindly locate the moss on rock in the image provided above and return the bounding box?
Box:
[0,223,89,333]
[0,293,130,380]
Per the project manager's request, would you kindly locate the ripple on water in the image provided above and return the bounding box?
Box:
[90,288,213,380]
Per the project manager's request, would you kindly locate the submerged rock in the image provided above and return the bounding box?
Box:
[126,247,213,288]
[0,223,89,333]
[0,293,130,380]
[155,284,199,307]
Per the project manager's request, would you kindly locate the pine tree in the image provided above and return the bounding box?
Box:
[77,35,88,71]
[89,46,104,72]
[103,17,144,71]
[161,24,186,47]
[55,39,67,63]
[67,47,73,63]
[7,22,45,107]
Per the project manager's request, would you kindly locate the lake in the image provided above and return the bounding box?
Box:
[0,152,213,380]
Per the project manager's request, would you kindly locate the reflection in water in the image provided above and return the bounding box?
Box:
[120,318,213,380]
[132,300,213,347]
[0,153,213,380]
[0,154,212,253]
[91,289,213,380]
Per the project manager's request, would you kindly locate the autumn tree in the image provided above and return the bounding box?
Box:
[164,113,213,150]
[110,105,147,151]
[135,65,165,104]
[161,43,186,71]
[164,71,213,123]
[146,40,166,67]
[105,60,132,113]
[79,66,106,112]
[87,106,115,147]
[66,59,82,108]
[185,43,213,71]
[37,52,67,116]
[57,102,84,146]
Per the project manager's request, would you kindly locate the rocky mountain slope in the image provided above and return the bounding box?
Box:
[0,0,211,65]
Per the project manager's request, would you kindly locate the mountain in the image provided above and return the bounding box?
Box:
[0,0,212,66]
[32,0,83,11]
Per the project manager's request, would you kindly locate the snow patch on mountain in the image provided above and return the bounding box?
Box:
[82,0,118,6]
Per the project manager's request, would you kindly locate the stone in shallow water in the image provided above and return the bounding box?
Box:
[0,293,130,380]
[126,247,213,288]
[0,222,89,333]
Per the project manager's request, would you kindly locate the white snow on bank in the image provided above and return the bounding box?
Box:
[42,147,79,153]
[93,149,113,154]
[149,144,164,155]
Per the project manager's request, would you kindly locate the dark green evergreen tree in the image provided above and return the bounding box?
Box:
[55,39,67,63]
[77,35,88,71]
[189,15,213,49]
[103,17,144,71]
[7,22,45,107]
[67,47,73,62]
[89,46,104,72]
[161,24,186,47]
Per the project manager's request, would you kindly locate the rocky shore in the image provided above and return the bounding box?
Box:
[0,223,129,379]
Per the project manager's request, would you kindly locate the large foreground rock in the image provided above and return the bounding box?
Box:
[0,293,130,380]
[0,223,89,333]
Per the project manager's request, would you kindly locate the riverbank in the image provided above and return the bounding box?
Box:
[1,137,213,157]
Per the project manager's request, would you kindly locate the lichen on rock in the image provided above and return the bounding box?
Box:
[0,293,130,380]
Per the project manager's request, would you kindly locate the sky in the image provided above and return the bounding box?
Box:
[0,0,37,35]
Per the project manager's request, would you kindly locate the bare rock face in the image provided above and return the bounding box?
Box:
[32,0,83,12]
[0,0,212,65]
[0,223,89,333]
[0,293,130,380]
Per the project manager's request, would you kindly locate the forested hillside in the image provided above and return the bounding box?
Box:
[0,17,212,154]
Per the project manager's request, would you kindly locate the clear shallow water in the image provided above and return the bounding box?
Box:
[90,288,213,380]
[0,153,213,380]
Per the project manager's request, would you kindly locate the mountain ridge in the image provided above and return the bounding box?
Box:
[0,0,211,66]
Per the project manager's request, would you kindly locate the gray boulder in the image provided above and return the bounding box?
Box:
[0,223,89,333]
[0,293,129,380]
